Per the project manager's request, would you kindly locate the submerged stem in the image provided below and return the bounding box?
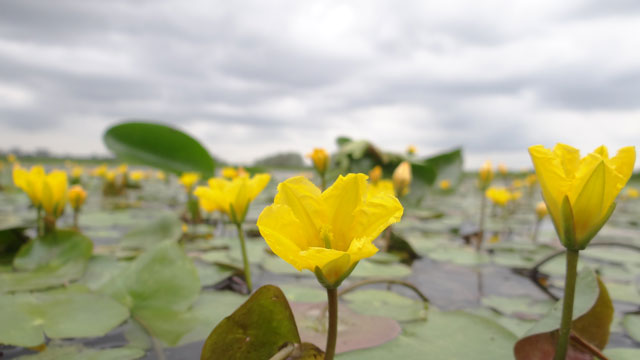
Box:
[554,249,580,360]
[325,288,338,360]
[477,192,487,251]
[236,222,252,293]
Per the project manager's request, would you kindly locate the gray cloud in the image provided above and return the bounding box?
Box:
[1,0,639,167]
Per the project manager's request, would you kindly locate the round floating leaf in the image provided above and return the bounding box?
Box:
[343,289,427,322]
[104,121,214,177]
[0,288,130,347]
[603,348,640,360]
[15,344,144,360]
[339,310,517,359]
[622,314,640,343]
[201,285,302,360]
[13,230,93,271]
[119,214,183,249]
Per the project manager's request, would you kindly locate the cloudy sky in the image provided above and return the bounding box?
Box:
[1,0,640,168]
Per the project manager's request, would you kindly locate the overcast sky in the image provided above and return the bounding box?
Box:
[1,0,640,168]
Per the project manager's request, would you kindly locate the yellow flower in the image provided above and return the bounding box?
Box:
[525,174,537,187]
[193,173,270,224]
[392,161,412,197]
[179,172,201,192]
[625,186,639,199]
[41,170,68,218]
[7,153,16,163]
[237,167,249,177]
[222,166,238,179]
[70,166,83,179]
[13,165,45,207]
[498,163,508,176]
[536,201,548,220]
[91,164,108,177]
[105,170,117,183]
[307,148,330,175]
[156,170,166,181]
[68,185,88,211]
[478,160,493,189]
[529,144,635,249]
[130,170,146,182]
[369,165,382,184]
[257,174,403,288]
[485,187,513,207]
[117,164,128,175]
[407,145,417,155]
[512,179,524,188]
[439,179,451,190]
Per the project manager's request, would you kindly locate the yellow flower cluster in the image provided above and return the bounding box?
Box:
[485,187,514,207]
[13,165,68,218]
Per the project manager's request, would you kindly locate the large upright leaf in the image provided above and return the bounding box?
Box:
[201,285,303,360]
[104,121,215,177]
[514,268,614,360]
[423,147,463,186]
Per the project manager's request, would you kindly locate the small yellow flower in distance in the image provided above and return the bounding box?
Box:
[529,144,635,249]
[485,187,513,207]
[68,185,88,211]
[181,223,189,233]
[71,166,83,179]
[536,201,548,220]
[407,145,417,155]
[222,166,238,179]
[525,174,537,187]
[369,165,383,184]
[179,172,201,192]
[129,170,146,182]
[368,179,395,197]
[257,174,403,288]
[307,148,330,175]
[478,161,494,189]
[7,153,16,163]
[498,163,508,176]
[237,167,249,177]
[194,173,270,224]
[91,164,108,177]
[439,179,451,190]
[41,170,68,218]
[105,170,117,183]
[13,164,45,207]
[625,186,639,199]
[156,170,166,181]
[489,234,500,244]
[117,164,128,175]
[512,179,524,188]
[392,161,412,197]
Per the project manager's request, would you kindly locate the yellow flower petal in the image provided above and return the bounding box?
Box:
[321,174,367,251]
[274,176,326,243]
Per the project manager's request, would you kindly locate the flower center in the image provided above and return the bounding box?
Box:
[320,225,335,249]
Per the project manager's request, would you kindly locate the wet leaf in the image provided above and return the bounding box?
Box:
[104,121,215,177]
[342,289,427,322]
[201,285,302,360]
[13,230,93,271]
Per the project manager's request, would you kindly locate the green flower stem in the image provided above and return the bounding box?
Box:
[532,218,542,243]
[236,222,252,293]
[477,191,487,251]
[73,209,79,230]
[555,249,580,360]
[36,207,43,237]
[325,287,338,360]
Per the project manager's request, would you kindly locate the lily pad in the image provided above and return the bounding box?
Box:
[119,214,182,249]
[0,287,130,347]
[15,344,144,360]
[343,289,427,322]
[13,230,93,271]
[622,314,640,343]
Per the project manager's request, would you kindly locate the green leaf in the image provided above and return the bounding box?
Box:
[514,268,614,359]
[119,214,183,249]
[103,121,215,177]
[622,313,640,342]
[0,230,93,293]
[603,348,640,360]
[201,285,302,360]
[100,241,201,312]
[0,226,28,265]
[15,344,144,360]
[0,287,130,347]
[13,230,93,271]
[343,289,427,322]
[423,147,464,187]
[338,310,517,359]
